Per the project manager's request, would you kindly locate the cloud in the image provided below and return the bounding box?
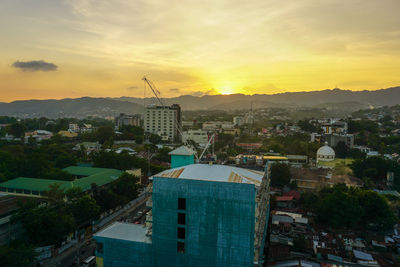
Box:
[12,60,58,72]
[126,86,138,90]
[190,89,218,97]
[169,88,180,93]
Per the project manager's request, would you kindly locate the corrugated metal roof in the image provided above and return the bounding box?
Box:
[168,146,196,156]
[353,250,373,261]
[94,222,151,243]
[152,164,264,185]
[0,166,123,192]
[62,166,115,176]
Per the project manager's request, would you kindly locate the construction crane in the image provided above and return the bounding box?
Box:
[197,132,216,163]
[142,76,164,106]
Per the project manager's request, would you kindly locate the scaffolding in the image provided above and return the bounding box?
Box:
[253,164,271,266]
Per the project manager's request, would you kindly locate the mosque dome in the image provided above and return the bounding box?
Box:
[317,142,335,162]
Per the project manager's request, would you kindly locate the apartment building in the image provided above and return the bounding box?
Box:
[144,104,181,142]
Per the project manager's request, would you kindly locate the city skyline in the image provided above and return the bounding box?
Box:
[1,0,400,101]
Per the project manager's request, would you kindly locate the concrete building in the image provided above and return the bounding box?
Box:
[325,133,354,148]
[24,130,53,143]
[233,116,244,126]
[202,121,221,130]
[169,146,196,169]
[144,104,181,142]
[115,113,141,128]
[94,148,270,267]
[223,128,241,135]
[68,123,80,133]
[182,129,209,145]
[321,120,347,134]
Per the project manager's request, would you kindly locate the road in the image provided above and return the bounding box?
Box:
[41,194,149,267]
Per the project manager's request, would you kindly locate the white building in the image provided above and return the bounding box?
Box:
[233,116,244,126]
[316,142,335,163]
[68,123,80,133]
[182,129,209,145]
[202,121,220,130]
[144,104,181,142]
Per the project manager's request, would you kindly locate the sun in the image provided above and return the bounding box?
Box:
[219,85,235,95]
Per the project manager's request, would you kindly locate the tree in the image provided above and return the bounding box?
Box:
[97,126,114,144]
[154,147,172,163]
[149,133,162,144]
[270,163,291,187]
[293,234,307,251]
[297,119,317,132]
[111,172,140,204]
[44,183,66,205]
[13,203,75,246]
[334,141,348,158]
[0,242,36,267]
[299,191,319,211]
[7,122,26,138]
[314,184,396,230]
[68,194,100,226]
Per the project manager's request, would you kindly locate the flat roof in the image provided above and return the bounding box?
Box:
[0,166,123,192]
[94,222,151,243]
[152,164,264,186]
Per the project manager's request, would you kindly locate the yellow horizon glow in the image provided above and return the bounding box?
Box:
[1,1,400,102]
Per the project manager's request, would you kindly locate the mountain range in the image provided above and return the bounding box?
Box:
[1,86,400,118]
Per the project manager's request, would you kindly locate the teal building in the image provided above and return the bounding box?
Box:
[94,148,270,267]
[169,146,196,169]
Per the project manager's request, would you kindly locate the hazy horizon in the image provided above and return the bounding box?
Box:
[1,85,399,103]
[1,1,400,101]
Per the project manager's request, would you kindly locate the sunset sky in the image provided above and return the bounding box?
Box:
[1,0,400,101]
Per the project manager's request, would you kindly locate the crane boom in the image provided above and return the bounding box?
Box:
[142,76,164,106]
[198,133,215,161]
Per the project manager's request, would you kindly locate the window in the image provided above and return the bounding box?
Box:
[96,242,104,254]
[178,198,186,210]
[178,213,186,225]
[177,241,185,253]
[177,227,186,239]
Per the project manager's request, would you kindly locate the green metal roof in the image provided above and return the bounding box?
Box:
[62,166,116,177]
[0,166,123,193]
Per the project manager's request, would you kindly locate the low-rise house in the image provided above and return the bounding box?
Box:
[73,142,101,154]
[276,196,296,208]
[58,130,78,138]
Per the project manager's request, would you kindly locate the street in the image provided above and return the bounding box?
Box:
[41,194,149,267]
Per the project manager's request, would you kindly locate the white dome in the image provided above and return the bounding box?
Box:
[317,143,335,162]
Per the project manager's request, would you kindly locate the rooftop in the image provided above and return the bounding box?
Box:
[0,166,123,192]
[169,146,196,156]
[152,163,264,186]
[94,222,151,243]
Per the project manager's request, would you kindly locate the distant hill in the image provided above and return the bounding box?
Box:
[0,86,399,118]
[0,97,143,118]
[114,86,400,110]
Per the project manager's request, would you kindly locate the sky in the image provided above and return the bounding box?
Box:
[1,0,400,101]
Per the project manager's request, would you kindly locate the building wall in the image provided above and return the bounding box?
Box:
[182,129,209,145]
[152,177,256,267]
[171,155,195,169]
[144,105,181,142]
[95,237,153,267]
